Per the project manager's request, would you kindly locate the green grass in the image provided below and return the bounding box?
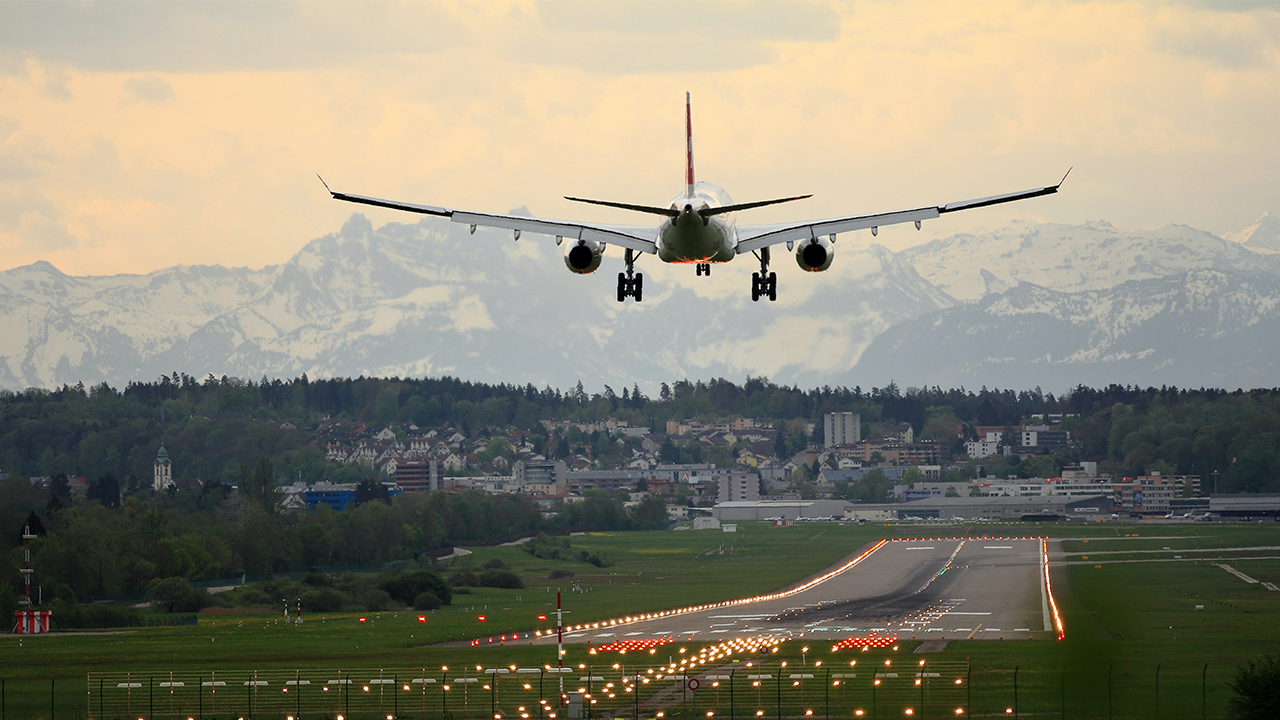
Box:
[2,521,1278,719]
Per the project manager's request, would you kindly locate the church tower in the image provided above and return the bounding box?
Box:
[153,445,173,492]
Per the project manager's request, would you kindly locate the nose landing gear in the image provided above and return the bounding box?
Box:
[751,247,777,302]
[695,263,712,276]
[617,248,643,302]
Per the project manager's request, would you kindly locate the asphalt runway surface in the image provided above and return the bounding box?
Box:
[528,537,1053,647]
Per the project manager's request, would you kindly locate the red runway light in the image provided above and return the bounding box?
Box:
[419,616,426,622]
[538,615,547,621]
[479,616,486,621]
[359,617,366,623]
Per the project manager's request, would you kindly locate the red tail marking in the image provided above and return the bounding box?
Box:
[685,92,694,197]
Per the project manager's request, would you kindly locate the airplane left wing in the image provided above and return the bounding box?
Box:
[321,179,659,255]
[734,171,1069,255]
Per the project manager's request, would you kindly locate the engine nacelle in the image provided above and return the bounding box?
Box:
[795,236,834,272]
[564,238,603,274]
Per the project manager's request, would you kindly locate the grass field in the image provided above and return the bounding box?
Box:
[2,521,1277,719]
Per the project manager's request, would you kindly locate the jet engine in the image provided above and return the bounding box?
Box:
[564,238,603,274]
[794,236,834,272]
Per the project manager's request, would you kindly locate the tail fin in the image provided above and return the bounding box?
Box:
[685,91,695,199]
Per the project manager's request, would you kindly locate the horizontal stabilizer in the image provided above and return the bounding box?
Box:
[700,194,812,218]
[564,196,680,217]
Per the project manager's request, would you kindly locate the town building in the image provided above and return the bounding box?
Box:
[153,446,174,492]
[824,412,861,447]
[717,471,760,503]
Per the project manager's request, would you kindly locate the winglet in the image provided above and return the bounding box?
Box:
[317,174,334,195]
[1057,167,1072,188]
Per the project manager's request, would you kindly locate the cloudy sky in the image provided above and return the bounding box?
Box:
[2,1,1279,278]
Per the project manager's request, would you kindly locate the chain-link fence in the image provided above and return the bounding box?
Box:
[77,660,974,720]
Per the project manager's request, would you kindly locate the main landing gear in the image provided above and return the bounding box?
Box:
[617,248,643,302]
[751,247,777,302]
[695,262,712,276]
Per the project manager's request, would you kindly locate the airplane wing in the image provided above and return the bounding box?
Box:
[320,179,658,255]
[734,171,1070,255]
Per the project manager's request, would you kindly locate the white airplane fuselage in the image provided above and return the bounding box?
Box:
[657,182,737,264]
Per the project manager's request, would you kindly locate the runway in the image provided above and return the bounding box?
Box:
[517,536,1054,648]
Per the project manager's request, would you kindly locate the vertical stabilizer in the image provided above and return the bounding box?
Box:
[685,92,695,199]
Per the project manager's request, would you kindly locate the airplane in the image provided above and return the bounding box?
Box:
[321,93,1067,303]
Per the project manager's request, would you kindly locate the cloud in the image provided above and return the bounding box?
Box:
[0,2,465,73]
[5,210,79,252]
[120,76,174,105]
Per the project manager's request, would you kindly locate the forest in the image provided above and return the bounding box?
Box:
[3,374,1280,618]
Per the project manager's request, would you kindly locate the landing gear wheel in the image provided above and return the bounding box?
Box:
[750,248,775,302]
[695,262,711,277]
[616,249,643,303]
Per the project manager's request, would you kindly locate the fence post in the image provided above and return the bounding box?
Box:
[1012,666,1019,720]
[1107,664,1112,720]
[1155,665,1161,720]
[1202,664,1208,720]
[150,675,153,720]
[1061,665,1066,720]
[825,668,830,720]
[100,677,104,720]
[296,670,301,720]
[776,666,782,720]
[729,669,735,720]
[52,677,56,720]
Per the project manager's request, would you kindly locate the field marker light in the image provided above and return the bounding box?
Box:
[479,616,486,621]
[856,711,865,716]
[806,711,813,716]
[363,686,370,692]
[756,712,765,717]
[359,617,366,623]
[539,615,547,620]
[955,679,962,685]
[955,710,964,715]
[1006,709,1013,715]
[419,616,426,622]
[905,710,914,716]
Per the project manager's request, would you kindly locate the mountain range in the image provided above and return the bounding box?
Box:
[1,212,1277,393]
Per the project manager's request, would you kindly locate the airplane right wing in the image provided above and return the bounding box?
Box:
[734,171,1069,255]
[320,178,659,255]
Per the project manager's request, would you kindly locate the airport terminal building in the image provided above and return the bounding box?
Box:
[713,495,1114,523]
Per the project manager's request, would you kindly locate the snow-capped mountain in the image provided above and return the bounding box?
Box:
[850,270,1280,390]
[901,219,1280,302]
[0,214,951,390]
[1,213,1278,393]
[1225,212,1280,253]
